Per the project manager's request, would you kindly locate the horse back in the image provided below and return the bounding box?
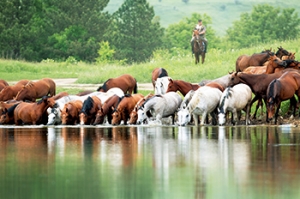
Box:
[41,78,56,96]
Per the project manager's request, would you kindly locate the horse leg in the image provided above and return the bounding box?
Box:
[250,95,259,119]
[246,103,251,125]
[192,113,199,126]
[200,112,207,125]
[274,102,282,124]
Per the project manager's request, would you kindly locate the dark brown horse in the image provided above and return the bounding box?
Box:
[97,74,137,94]
[0,79,30,101]
[111,94,144,125]
[128,93,154,124]
[228,70,294,121]
[61,100,83,125]
[166,79,200,96]
[236,52,272,72]
[15,78,56,102]
[275,46,291,59]
[0,103,20,124]
[266,71,300,124]
[193,29,205,64]
[79,96,102,125]
[151,68,168,88]
[93,94,121,125]
[14,96,52,125]
[0,79,9,92]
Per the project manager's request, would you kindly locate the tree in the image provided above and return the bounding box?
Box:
[105,0,164,63]
[163,13,220,52]
[226,4,300,48]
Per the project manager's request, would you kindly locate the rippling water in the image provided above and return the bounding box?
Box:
[1,125,300,199]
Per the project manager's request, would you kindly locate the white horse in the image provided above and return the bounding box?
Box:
[218,84,252,125]
[137,92,182,125]
[47,88,124,125]
[155,76,171,95]
[199,73,232,88]
[177,86,222,126]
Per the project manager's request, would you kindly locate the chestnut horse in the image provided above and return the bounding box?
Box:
[151,68,168,88]
[266,71,300,124]
[193,29,205,64]
[166,79,200,96]
[15,78,56,102]
[128,93,154,124]
[0,79,9,91]
[93,94,121,125]
[0,79,29,101]
[14,96,52,125]
[228,70,296,122]
[97,74,137,94]
[79,96,102,125]
[111,93,144,125]
[61,100,83,125]
[236,52,272,72]
[0,103,20,124]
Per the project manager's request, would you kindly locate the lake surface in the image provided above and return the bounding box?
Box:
[1,125,300,199]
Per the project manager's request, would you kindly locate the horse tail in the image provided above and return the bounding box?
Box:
[133,80,138,94]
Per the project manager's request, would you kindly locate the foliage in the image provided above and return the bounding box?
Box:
[226,4,300,48]
[105,0,164,63]
[163,13,221,52]
[95,41,115,64]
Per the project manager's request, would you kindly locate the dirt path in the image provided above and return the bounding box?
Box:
[48,78,154,91]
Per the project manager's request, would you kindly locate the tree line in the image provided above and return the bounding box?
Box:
[0,0,299,64]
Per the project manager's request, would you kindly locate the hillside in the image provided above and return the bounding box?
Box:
[104,0,300,36]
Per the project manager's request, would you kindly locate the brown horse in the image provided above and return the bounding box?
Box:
[266,71,300,124]
[151,68,168,88]
[242,54,287,74]
[93,94,121,125]
[14,96,52,125]
[236,52,272,72]
[0,103,20,124]
[61,100,83,125]
[128,93,154,125]
[111,94,144,125]
[97,74,137,94]
[0,79,30,101]
[166,79,200,96]
[0,79,9,91]
[193,29,205,64]
[15,78,56,102]
[79,96,102,125]
[275,46,291,59]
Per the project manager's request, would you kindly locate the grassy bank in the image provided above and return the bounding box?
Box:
[0,38,299,85]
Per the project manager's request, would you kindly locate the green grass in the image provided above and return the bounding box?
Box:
[105,0,300,36]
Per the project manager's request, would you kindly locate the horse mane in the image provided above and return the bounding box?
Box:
[158,68,168,78]
[36,96,49,104]
[97,79,111,92]
[24,81,33,88]
[219,87,232,114]
[81,96,94,115]
[268,79,280,103]
[5,103,20,117]
[112,96,125,113]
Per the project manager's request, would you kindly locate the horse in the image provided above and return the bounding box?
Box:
[166,79,200,96]
[0,79,9,91]
[242,54,287,74]
[111,93,144,125]
[177,90,196,125]
[14,78,56,102]
[79,96,102,125]
[93,94,122,125]
[151,68,168,88]
[199,73,232,88]
[275,46,291,59]
[97,74,137,94]
[218,84,252,125]
[266,71,300,124]
[235,51,273,72]
[228,70,297,122]
[193,29,205,64]
[136,92,182,125]
[0,79,29,101]
[61,100,83,125]
[128,93,154,125]
[155,76,171,95]
[14,96,52,125]
[0,103,20,124]
[176,86,222,126]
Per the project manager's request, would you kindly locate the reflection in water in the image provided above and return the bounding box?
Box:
[1,126,300,198]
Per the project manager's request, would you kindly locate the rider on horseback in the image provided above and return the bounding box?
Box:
[191,19,208,54]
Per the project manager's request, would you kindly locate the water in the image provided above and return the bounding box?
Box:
[1,125,300,199]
